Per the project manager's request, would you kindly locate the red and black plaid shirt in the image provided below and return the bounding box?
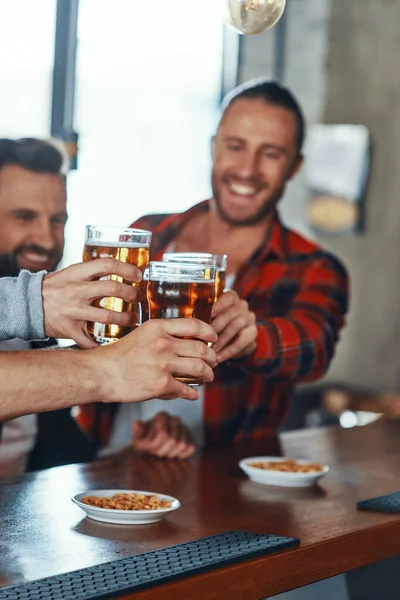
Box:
[77,201,349,445]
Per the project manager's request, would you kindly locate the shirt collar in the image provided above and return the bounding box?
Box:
[256,214,287,262]
[151,199,287,262]
[150,200,209,256]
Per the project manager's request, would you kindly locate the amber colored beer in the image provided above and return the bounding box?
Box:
[147,280,215,322]
[147,262,216,385]
[83,241,149,343]
[215,269,226,299]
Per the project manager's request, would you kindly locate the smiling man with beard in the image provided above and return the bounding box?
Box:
[0,138,66,276]
[77,79,350,459]
[0,138,95,476]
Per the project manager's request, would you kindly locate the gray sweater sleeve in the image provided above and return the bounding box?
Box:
[0,270,47,341]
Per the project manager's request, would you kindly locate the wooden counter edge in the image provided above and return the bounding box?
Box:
[116,518,400,600]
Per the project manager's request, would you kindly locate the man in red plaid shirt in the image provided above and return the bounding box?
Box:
[77,80,349,458]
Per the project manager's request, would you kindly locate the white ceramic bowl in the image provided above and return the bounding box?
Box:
[239,456,329,488]
[72,489,181,524]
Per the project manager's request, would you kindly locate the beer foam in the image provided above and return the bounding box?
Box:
[149,277,215,283]
[85,240,146,248]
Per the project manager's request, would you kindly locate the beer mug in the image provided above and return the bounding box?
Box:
[83,225,152,344]
[147,261,216,385]
[162,252,227,299]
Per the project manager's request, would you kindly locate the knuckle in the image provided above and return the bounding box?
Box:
[158,358,171,376]
[113,259,127,272]
[237,329,248,343]
[160,366,171,392]
[156,373,171,393]
[102,258,117,272]
[126,284,138,300]
[188,318,200,332]
[193,319,209,334]
[209,350,218,367]
[157,431,168,443]
[195,341,207,357]
[229,341,240,356]
[155,337,170,355]
[200,360,210,376]
[236,315,247,329]
[104,280,120,296]
[118,311,134,327]
[67,281,83,300]
[186,358,199,376]
[203,365,214,381]
[102,310,117,325]
[192,357,203,373]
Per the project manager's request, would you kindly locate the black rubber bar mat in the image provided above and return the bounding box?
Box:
[0,530,299,600]
[357,490,400,514]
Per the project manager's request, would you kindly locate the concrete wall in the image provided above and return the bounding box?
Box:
[238,0,400,391]
[321,0,400,390]
[238,0,332,239]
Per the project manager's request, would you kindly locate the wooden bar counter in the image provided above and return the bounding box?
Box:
[1,419,400,598]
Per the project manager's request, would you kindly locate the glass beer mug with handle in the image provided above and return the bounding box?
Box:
[162,252,227,299]
[147,261,217,386]
[83,225,152,344]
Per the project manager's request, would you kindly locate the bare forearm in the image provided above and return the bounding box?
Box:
[0,349,102,420]
[0,319,218,422]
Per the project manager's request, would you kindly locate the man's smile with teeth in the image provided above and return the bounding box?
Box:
[228,182,258,196]
[24,253,49,262]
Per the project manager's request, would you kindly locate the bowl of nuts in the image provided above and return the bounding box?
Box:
[72,489,181,524]
[239,457,329,488]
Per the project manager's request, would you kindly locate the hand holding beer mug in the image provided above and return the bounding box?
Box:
[96,318,217,403]
[83,225,152,344]
[211,290,258,363]
[163,252,227,299]
[42,258,142,349]
[147,261,217,385]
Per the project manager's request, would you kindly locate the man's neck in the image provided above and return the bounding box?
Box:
[175,199,275,275]
[206,202,274,246]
